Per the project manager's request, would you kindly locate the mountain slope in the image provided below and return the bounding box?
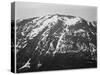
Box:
[16,14,97,73]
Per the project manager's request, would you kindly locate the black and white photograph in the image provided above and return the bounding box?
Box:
[11,2,97,73]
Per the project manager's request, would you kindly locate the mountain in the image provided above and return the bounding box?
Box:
[16,14,97,73]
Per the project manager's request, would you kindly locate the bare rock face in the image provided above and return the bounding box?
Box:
[16,14,97,73]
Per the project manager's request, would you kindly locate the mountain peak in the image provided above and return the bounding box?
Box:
[16,14,97,71]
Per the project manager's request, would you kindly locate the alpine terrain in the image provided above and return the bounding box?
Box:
[16,14,97,73]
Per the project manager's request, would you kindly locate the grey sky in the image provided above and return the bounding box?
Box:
[15,2,97,21]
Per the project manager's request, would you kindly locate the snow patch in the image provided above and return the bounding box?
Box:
[19,58,31,70]
[63,17,81,26]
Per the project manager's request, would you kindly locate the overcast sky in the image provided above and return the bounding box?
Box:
[15,2,97,21]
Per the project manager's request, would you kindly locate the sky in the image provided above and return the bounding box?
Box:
[15,2,97,21]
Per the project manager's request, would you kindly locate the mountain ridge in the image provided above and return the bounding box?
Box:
[16,14,97,73]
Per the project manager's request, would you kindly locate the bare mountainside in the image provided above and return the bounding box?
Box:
[16,14,97,73]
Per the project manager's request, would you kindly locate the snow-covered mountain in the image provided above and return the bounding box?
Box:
[16,14,97,72]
